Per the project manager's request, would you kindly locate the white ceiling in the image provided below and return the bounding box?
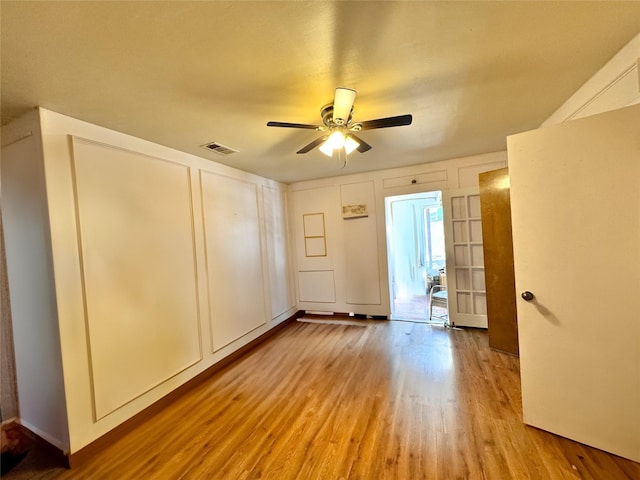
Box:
[2,2,639,183]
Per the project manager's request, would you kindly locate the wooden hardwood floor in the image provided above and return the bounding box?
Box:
[6,318,640,479]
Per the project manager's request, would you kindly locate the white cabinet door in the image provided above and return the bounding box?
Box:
[443,187,487,328]
[508,104,640,462]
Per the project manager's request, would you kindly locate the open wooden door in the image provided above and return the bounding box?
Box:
[508,104,640,462]
[479,168,518,355]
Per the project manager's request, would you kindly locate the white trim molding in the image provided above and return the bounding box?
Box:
[542,33,640,126]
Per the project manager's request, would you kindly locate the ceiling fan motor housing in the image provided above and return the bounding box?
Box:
[321,104,352,128]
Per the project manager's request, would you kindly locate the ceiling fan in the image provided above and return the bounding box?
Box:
[267,88,412,161]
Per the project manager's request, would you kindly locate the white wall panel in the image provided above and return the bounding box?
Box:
[3,108,293,454]
[290,185,345,311]
[1,112,69,449]
[341,182,381,305]
[71,138,202,419]
[290,186,341,273]
[382,170,448,189]
[262,185,294,318]
[289,152,507,316]
[298,271,336,303]
[200,172,267,351]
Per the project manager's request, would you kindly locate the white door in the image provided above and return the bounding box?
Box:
[508,104,640,462]
[443,188,487,328]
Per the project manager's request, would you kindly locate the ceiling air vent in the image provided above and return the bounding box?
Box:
[201,142,238,156]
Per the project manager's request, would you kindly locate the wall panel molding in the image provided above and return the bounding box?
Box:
[261,185,296,319]
[298,270,336,303]
[383,170,448,189]
[70,137,202,420]
[199,171,268,353]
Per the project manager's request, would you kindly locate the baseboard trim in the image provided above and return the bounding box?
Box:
[67,310,303,468]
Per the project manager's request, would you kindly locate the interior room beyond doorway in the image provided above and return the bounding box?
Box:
[385,191,446,322]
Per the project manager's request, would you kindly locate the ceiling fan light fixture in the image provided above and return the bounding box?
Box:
[344,135,360,154]
[319,131,360,157]
[266,87,411,157]
[319,137,336,156]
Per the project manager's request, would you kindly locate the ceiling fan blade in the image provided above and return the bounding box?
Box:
[296,136,327,154]
[333,88,356,125]
[359,114,413,130]
[267,121,319,130]
[348,133,372,153]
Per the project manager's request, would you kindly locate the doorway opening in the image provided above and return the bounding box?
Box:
[385,191,446,322]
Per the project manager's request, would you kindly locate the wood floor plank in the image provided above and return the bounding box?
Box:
[5,319,640,479]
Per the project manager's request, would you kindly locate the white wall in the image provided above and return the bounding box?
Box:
[1,110,69,449]
[262,185,296,319]
[288,151,507,316]
[1,108,296,454]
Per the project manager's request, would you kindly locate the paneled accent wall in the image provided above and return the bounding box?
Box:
[261,186,295,319]
[289,152,507,317]
[298,270,336,303]
[382,169,448,189]
[341,182,380,305]
[71,138,202,419]
[290,186,343,311]
[1,108,296,455]
[200,172,267,351]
